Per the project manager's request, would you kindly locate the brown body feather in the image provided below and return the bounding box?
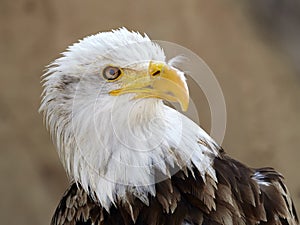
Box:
[51,152,298,225]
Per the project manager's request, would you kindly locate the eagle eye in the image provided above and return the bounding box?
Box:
[103,66,122,81]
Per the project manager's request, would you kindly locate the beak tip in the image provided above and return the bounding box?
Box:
[181,102,189,112]
[179,95,189,112]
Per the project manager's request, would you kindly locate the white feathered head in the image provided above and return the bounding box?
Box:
[40,28,217,209]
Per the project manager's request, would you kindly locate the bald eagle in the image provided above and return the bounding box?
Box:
[40,28,298,225]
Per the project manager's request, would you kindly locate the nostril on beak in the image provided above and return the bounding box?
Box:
[151,70,161,76]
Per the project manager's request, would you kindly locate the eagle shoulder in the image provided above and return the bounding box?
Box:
[211,154,299,225]
[51,155,298,225]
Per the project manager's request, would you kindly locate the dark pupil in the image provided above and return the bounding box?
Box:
[109,69,116,76]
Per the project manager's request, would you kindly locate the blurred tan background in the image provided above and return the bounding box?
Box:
[0,0,299,224]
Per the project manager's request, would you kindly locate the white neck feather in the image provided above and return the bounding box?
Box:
[55,95,219,209]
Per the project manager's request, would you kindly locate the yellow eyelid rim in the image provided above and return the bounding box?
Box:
[102,65,124,82]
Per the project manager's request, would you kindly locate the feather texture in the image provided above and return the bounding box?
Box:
[51,152,298,225]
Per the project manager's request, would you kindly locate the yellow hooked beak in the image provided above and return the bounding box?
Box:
[109,61,189,111]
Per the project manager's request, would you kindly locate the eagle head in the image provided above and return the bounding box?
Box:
[40,28,217,209]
